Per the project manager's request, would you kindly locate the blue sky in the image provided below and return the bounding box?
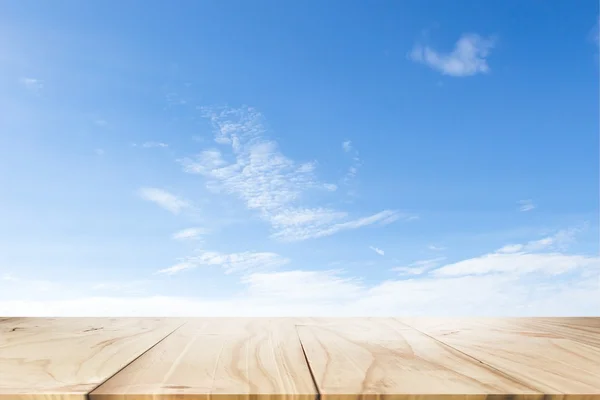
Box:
[0,0,598,316]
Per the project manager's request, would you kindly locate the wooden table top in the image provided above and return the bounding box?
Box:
[0,317,599,400]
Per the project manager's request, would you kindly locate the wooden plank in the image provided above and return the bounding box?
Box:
[0,317,182,400]
[517,317,600,348]
[89,318,317,400]
[296,318,544,400]
[399,317,600,396]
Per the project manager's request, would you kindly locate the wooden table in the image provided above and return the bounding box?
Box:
[1,318,599,400]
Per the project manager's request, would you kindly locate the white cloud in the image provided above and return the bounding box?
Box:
[428,245,446,251]
[94,119,108,126]
[19,77,43,91]
[433,228,597,278]
[141,142,169,148]
[499,227,581,254]
[392,257,446,275]
[0,275,60,299]
[433,252,599,278]
[342,140,352,152]
[409,34,495,77]
[181,149,227,174]
[2,270,597,317]
[172,227,207,240]
[156,250,290,275]
[369,246,385,256]
[323,183,338,192]
[3,225,598,317]
[92,281,148,295]
[497,244,523,253]
[270,208,347,227]
[271,209,406,242]
[1,273,18,282]
[179,106,404,241]
[94,148,105,156]
[518,199,536,212]
[138,187,190,214]
[242,270,362,301]
[341,140,362,184]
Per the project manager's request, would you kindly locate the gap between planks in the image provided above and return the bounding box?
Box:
[295,324,321,400]
[391,318,544,394]
[84,320,189,400]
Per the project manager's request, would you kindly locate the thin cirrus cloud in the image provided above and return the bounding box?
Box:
[497,226,581,254]
[241,269,363,301]
[433,227,596,277]
[172,228,207,240]
[342,140,352,153]
[178,106,412,241]
[369,246,385,256]
[433,252,598,277]
[392,257,446,276]
[341,140,362,184]
[409,34,495,77]
[5,228,598,316]
[428,245,446,251]
[141,141,169,148]
[156,250,290,275]
[19,77,43,91]
[138,187,191,214]
[518,199,536,212]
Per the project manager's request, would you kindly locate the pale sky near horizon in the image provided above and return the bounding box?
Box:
[0,0,598,316]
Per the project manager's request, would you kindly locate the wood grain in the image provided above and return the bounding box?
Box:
[296,318,544,400]
[2,318,599,400]
[399,317,600,396]
[517,317,600,348]
[89,318,317,400]
[0,317,182,400]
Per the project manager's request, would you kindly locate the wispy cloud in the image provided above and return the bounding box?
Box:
[409,34,495,77]
[166,92,187,107]
[156,250,289,275]
[433,227,595,277]
[1,273,18,282]
[341,140,362,184]
[434,252,598,278]
[392,257,446,275]
[141,141,169,148]
[342,140,352,153]
[92,281,148,295]
[590,15,599,45]
[518,199,536,212]
[179,106,406,241]
[94,148,105,156]
[242,269,362,301]
[172,227,207,241]
[369,246,385,256]
[271,209,406,242]
[7,262,598,316]
[2,225,597,316]
[428,245,446,251]
[498,226,582,254]
[138,187,190,214]
[19,77,43,91]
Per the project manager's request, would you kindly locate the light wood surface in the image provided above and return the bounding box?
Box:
[518,317,600,348]
[0,317,182,400]
[296,318,544,400]
[89,318,317,400]
[1,317,600,400]
[400,317,600,395]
